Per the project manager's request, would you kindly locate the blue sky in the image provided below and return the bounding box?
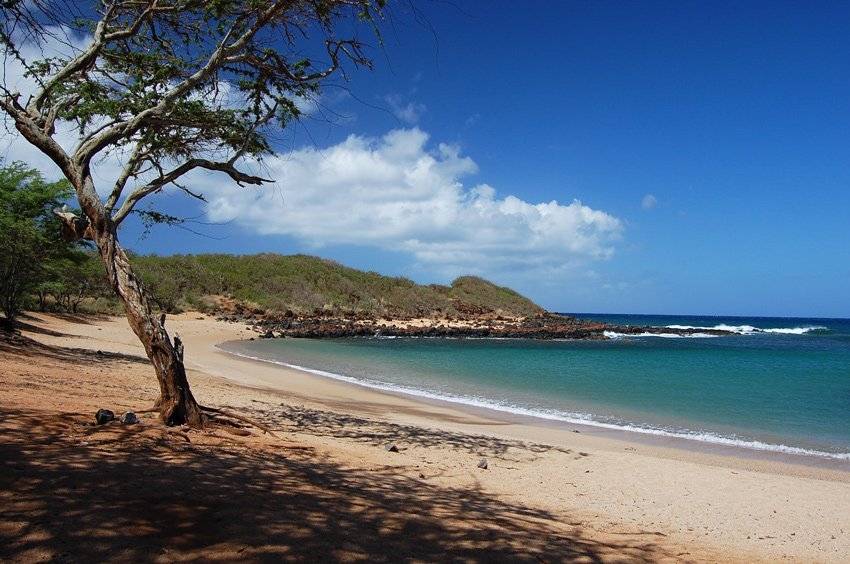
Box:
[4,1,850,317]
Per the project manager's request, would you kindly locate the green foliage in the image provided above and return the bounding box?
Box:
[124,253,544,318]
[450,276,541,315]
[0,161,76,323]
[38,249,105,314]
[10,248,543,318]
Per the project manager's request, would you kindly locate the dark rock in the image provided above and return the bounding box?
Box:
[385,443,399,453]
[95,408,114,425]
[244,308,740,341]
[477,459,488,469]
[119,411,139,425]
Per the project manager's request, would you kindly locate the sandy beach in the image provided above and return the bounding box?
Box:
[2,313,849,562]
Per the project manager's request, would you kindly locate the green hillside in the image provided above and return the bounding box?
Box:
[131,253,544,319]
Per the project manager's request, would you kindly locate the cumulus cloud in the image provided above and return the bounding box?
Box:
[204,128,624,280]
[642,194,658,209]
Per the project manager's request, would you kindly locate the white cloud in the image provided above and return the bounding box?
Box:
[642,193,658,209]
[385,94,426,125]
[204,128,624,281]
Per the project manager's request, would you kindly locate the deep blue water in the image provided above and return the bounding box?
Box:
[219,314,850,460]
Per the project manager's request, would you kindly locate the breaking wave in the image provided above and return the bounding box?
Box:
[603,324,828,339]
[665,324,828,335]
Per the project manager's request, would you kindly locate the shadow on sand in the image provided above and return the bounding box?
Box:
[0,407,674,562]
[259,403,573,460]
[0,329,150,367]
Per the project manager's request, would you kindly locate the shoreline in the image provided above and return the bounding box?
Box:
[4,312,850,562]
[214,336,850,478]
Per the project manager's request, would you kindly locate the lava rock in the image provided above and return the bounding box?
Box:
[95,409,115,425]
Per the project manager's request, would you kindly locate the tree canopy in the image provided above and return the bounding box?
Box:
[1,0,386,226]
[0,160,77,324]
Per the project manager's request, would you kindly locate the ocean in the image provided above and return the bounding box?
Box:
[218,314,850,462]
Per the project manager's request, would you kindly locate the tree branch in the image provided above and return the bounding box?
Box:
[105,138,151,211]
[112,157,270,225]
[73,1,291,169]
[102,0,161,43]
[29,2,115,116]
[1,95,75,181]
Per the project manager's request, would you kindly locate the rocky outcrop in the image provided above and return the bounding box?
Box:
[236,311,737,340]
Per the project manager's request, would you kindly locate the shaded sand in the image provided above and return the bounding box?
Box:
[2,313,849,562]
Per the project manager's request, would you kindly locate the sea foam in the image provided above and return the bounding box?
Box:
[604,330,718,339]
[664,324,827,335]
[603,324,828,339]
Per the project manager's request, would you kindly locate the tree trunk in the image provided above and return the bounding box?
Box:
[5,95,204,426]
[92,218,204,427]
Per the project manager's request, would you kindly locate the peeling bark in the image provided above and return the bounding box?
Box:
[51,207,94,241]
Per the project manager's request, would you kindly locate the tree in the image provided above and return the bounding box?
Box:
[0,1,386,426]
[0,161,75,326]
[38,247,100,314]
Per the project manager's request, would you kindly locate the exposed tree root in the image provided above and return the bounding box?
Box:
[166,428,193,443]
[110,403,279,439]
[200,405,279,438]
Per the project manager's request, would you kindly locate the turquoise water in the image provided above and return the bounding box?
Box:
[219,314,850,460]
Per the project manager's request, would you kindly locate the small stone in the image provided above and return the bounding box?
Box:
[95,409,114,425]
[385,443,399,453]
[477,459,488,470]
[119,411,139,425]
